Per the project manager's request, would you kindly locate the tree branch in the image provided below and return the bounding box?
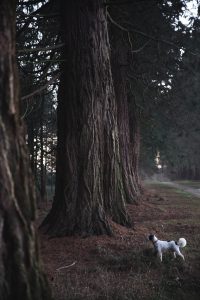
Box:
[16,13,60,19]
[105,0,148,6]
[107,12,200,57]
[18,43,65,54]
[21,73,60,101]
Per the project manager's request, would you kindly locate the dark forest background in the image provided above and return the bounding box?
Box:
[17,0,200,202]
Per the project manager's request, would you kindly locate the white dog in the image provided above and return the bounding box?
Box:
[149,234,186,262]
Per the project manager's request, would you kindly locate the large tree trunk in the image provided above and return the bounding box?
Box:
[41,0,130,236]
[0,1,51,299]
[110,27,140,203]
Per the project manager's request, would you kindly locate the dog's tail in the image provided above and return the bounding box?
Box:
[177,238,187,248]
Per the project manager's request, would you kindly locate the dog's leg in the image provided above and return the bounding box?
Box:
[176,250,185,260]
[173,252,176,258]
[158,252,162,262]
[178,253,185,260]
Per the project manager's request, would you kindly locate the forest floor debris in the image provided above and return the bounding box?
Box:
[38,182,200,300]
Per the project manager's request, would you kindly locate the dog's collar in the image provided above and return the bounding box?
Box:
[153,240,158,245]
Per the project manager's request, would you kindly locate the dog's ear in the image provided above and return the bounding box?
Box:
[149,234,154,241]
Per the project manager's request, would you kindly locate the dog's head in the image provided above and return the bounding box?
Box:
[149,234,154,241]
[148,234,158,242]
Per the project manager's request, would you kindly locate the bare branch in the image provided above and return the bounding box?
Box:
[131,40,151,53]
[107,12,200,57]
[21,73,60,101]
[16,13,60,19]
[18,43,65,54]
[105,0,148,6]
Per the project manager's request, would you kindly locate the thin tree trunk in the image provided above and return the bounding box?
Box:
[41,0,130,236]
[27,120,35,171]
[0,1,52,299]
[40,94,47,202]
[132,106,142,190]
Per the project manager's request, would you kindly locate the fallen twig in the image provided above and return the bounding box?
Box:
[56,261,77,271]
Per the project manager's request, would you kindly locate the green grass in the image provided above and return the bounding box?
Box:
[175,180,200,189]
[46,181,200,300]
[143,182,200,299]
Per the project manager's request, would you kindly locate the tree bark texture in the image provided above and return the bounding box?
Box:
[0,1,51,299]
[110,27,140,203]
[41,0,130,236]
[131,102,142,191]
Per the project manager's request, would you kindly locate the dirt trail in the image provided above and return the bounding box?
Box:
[160,181,200,198]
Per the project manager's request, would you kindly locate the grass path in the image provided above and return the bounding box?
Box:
[152,180,200,198]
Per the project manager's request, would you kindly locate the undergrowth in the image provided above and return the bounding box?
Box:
[51,246,200,300]
[44,182,200,300]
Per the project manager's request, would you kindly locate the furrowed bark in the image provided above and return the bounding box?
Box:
[41,0,130,236]
[110,27,140,204]
[0,1,52,299]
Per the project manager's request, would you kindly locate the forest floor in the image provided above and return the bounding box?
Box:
[38,181,200,300]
